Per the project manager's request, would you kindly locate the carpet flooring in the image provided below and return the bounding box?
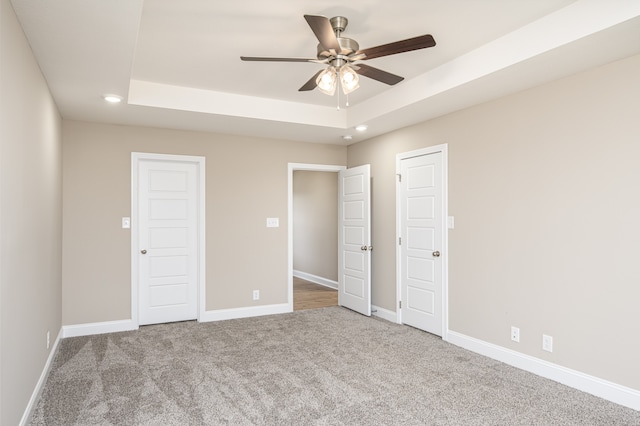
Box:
[29,307,640,425]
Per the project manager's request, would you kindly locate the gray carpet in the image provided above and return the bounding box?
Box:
[29,307,640,425]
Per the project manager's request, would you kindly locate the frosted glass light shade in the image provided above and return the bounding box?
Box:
[316,67,337,96]
[339,65,359,94]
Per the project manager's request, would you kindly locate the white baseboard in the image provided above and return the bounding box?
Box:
[200,303,291,322]
[293,270,338,290]
[61,303,294,336]
[372,305,398,323]
[62,319,138,338]
[446,330,640,411]
[20,328,63,426]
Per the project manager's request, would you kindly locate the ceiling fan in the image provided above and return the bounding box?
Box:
[240,15,436,96]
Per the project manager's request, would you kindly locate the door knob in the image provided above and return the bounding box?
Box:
[141,249,147,254]
[432,250,440,257]
[361,246,368,251]
[368,246,373,251]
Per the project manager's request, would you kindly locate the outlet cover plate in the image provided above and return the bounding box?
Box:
[543,334,553,352]
[511,326,520,343]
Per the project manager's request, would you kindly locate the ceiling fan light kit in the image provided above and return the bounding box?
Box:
[241,14,436,100]
[316,63,360,96]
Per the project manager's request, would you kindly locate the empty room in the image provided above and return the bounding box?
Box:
[2,0,640,424]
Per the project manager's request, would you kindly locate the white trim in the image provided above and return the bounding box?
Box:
[61,304,290,337]
[287,163,346,313]
[200,303,290,322]
[446,331,640,411]
[293,270,338,290]
[62,319,138,338]
[371,305,398,323]
[395,144,449,336]
[131,152,206,326]
[19,328,63,426]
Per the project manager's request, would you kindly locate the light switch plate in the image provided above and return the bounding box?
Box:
[266,218,279,228]
[122,217,130,229]
[447,216,455,229]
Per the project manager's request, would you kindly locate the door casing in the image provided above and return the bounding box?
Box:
[396,144,449,339]
[131,152,206,326]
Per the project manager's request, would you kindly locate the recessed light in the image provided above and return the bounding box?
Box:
[103,94,123,103]
[342,135,353,141]
[355,124,368,132]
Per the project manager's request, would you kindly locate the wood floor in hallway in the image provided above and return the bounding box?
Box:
[293,276,338,311]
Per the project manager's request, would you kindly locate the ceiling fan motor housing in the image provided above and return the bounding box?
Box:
[316,16,359,64]
[316,37,359,60]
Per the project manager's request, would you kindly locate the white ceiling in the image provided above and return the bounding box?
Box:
[10,0,640,144]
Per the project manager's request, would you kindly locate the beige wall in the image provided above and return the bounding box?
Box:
[0,0,63,423]
[62,121,347,324]
[348,54,640,391]
[293,171,338,281]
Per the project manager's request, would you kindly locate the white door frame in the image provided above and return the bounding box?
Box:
[131,152,206,326]
[395,144,449,339]
[287,163,346,312]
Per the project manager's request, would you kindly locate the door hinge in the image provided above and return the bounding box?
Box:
[398,237,401,245]
[397,173,402,182]
[399,300,402,309]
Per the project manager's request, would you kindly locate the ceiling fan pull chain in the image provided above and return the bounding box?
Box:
[337,86,340,110]
[346,93,350,107]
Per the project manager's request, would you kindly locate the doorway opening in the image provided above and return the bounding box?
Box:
[288,163,345,311]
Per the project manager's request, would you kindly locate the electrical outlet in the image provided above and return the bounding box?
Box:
[511,326,520,343]
[542,334,553,352]
[47,331,50,350]
[253,290,260,301]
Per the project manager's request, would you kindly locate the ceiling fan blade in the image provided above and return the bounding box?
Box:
[304,15,341,53]
[354,64,404,85]
[356,34,436,60]
[299,70,323,91]
[241,56,316,63]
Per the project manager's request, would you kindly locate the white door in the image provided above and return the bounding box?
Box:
[338,164,371,316]
[399,152,443,335]
[138,159,199,325]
